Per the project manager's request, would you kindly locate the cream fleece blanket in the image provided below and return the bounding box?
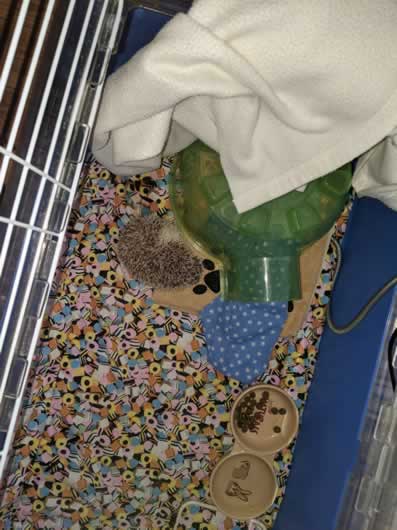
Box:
[354,127,397,209]
[93,0,397,213]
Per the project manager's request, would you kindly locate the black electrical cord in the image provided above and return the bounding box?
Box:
[327,238,397,391]
[327,239,397,334]
[388,327,397,392]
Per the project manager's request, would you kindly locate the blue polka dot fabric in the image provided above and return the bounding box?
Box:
[200,298,288,384]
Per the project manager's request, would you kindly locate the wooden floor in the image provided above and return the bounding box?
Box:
[0,0,43,144]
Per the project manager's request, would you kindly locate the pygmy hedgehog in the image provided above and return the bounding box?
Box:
[116,215,202,289]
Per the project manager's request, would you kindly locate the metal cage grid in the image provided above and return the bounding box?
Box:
[0,0,123,482]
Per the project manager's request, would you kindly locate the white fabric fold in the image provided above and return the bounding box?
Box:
[93,0,397,213]
[354,129,397,209]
